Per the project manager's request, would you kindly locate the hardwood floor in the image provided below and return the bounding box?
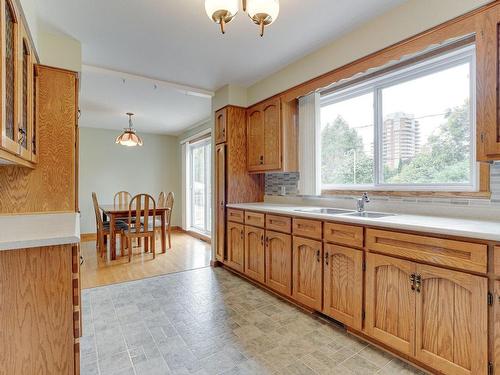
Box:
[80,232,211,289]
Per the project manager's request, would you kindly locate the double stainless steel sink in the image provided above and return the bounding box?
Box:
[294,207,395,218]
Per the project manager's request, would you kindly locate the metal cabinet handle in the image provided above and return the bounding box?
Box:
[261,234,264,245]
[316,250,320,263]
[240,230,244,239]
[415,274,422,293]
[324,252,329,266]
[410,273,416,291]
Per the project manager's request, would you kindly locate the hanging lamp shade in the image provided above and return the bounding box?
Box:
[115,113,143,147]
[205,0,239,34]
[246,0,279,36]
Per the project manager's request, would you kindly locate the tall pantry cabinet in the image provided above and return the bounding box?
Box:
[214,106,263,262]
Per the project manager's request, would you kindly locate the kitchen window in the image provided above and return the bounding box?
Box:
[319,43,476,192]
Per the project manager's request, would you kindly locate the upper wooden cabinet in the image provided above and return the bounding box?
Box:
[214,107,227,144]
[476,5,500,160]
[246,97,297,173]
[0,0,36,167]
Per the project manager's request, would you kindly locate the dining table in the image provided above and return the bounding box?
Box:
[100,203,171,260]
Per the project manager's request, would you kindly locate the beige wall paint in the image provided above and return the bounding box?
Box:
[79,127,181,234]
[38,30,82,72]
[18,0,38,50]
[213,84,247,111]
[246,0,492,105]
[178,120,211,142]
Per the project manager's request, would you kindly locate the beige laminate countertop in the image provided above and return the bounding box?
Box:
[226,203,500,242]
[0,212,80,251]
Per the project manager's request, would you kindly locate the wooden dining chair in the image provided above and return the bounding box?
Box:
[92,192,128,258]
[165,192,175,249]
[114,191,132,207]
[121,194,157,262]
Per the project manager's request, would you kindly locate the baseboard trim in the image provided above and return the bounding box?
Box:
[81,233,97,242]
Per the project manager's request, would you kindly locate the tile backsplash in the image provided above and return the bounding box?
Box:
[265,162,500,207]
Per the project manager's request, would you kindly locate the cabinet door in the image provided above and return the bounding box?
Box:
[215,144,226,261]
[247,106,265,171]
[226,222,244,272]
[17,26,32,160]
[265,230,292,296]
[414,264,488,375]
[494,281,500,375]
[476,6,500,160]
[215,108,226,144]
[244,226,265,283]
[31,63,38,163]
[365,253,416,356]
[0,0,19,154]
[323,244,363,330]
[262,98,281,170]
[292,236,323,310]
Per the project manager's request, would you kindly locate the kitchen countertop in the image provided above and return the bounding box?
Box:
[227,203,500,242]
[0,212,80,251]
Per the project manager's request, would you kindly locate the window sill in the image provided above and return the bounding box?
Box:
[321,189,491,199]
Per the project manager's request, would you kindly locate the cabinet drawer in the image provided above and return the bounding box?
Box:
[366,229,487,274]
[227,209,244,223]
[293,218,322,240]
[245,211,265,228]
[266,214,291,233]
[324,222,363,248]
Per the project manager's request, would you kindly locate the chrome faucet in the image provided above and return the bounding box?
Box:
[356,192,370,212]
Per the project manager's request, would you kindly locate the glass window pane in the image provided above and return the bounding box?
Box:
[320,92,374,186]
[381,62,472,185]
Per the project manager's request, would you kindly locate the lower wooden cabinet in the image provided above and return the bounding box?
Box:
[414,264,487,375]
[227,222,244,272]
[215,144,226,262]
[323,244,363,330]
[292,236,323,310]
[365,253,416,356]
[494,281,500,375]
[366,253,488,375]
[265,230,292,296]
[244,225,265,283]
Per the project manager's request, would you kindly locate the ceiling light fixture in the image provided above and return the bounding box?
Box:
[205,0,279,37]
[115,113,143,147]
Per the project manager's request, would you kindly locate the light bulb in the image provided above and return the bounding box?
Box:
[246,0,280,33]
[205,0,240,34]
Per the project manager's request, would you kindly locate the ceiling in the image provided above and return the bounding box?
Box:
[37,0,407,135]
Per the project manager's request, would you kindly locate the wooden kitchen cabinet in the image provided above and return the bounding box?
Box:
[215,107,227,144]
[365,253,416,356]
[244,225,265,283]
[226,221,244,272]
[323,244,363,330]
[265,230,292,296]
[494,281,500,375]
[292,236,323,310]
[414,264,487,375]
[215,143,226,262]
[246,96,297,173]
[0,0,38,167]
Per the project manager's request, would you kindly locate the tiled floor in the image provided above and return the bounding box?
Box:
[81,267,425,375]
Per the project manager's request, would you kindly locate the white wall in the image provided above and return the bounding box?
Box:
[246,0,492,105]
[38,30,82,72]
[79,128,181,234]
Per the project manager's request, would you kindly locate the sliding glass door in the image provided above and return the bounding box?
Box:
[189,138,212,235]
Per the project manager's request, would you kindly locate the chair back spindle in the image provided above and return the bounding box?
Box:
[114,191,132,207]
[129,194,156,235]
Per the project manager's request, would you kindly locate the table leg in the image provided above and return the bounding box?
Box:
[161,210,166,253]
[103,212,108,245]
[110,214,117,260]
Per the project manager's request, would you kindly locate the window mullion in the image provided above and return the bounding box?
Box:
[373,87,383,186]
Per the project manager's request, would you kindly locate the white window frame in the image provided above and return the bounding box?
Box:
[186,136,212,236]
[319,44,477,192]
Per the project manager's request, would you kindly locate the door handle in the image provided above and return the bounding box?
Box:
[409,273,416,291]
[415,274,422,293]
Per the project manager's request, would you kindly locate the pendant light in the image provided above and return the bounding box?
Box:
[205,0,239,34]
[115,113,143,147]
[205,0,279,36]
[246,0,279,36]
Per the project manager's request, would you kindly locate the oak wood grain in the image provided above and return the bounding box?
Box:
[0,65,77,213]
[227,208,244,224]
[244,225,265,283]
[265,230,292,296]
[292,218,322,240]
[226,221,244,273]
[0,245,75,375]
[324,222,364,248]
[244,210,265,228]
[292,236,323,310]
